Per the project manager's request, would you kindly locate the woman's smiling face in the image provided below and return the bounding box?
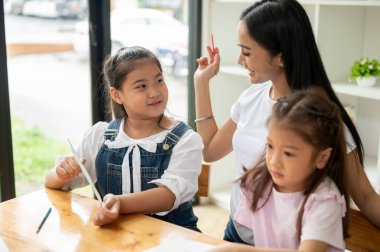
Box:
[236,20,283,84]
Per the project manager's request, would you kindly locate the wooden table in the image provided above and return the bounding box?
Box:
[346,208,380,252]
[0,189,225,252]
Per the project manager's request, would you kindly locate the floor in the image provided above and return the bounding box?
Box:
[193,199,230,240]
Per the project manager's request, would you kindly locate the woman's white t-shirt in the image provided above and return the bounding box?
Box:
[230,81,275,243]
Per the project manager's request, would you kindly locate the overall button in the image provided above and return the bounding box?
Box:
[163,143,170,150]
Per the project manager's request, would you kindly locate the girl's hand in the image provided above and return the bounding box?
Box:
[194,46,220,84]
[55,156,84,182]
[93,194,120,226]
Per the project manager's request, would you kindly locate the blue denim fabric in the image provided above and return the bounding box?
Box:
[223,217,250,244]
[95,119,200,231]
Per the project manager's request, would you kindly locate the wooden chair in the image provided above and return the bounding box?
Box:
[346,208,380,251]
[196,163,211,197]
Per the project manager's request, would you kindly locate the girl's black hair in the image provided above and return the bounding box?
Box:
[240,0,363,165]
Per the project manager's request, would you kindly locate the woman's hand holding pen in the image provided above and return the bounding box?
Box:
[93,194,120,226]
[55,156,85,182]
[194,45,220,85]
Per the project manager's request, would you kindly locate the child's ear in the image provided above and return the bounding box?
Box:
[315,147,333,169]
[109,87,123,104]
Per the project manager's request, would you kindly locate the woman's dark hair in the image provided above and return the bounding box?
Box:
[240,0,363,165]
[102,46,162,119]
[240,88,349,243]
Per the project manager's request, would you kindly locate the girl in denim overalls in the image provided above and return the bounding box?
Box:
[45,46,203,231]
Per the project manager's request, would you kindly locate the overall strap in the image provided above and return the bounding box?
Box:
[104,118,122,141]
[162,122,191,150]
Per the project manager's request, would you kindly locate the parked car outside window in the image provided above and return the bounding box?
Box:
[4,0,27,15]
[18,0,85,19]
[73,8,188,77]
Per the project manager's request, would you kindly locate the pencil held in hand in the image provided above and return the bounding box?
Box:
[211,33,215,57]
[67,139,102,202]
[36,207,52,233]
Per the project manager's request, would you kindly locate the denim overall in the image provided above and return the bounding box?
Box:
[95,119,200,231]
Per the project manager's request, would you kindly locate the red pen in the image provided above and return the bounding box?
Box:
[210,33,215,57]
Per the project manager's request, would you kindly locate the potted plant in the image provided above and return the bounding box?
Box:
[350,57,380,87]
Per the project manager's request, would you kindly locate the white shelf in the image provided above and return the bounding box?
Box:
[332,82,380,101]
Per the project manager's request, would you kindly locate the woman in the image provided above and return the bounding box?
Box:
[194,0,380,244]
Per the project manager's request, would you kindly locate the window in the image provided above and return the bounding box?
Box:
[4,0,90,196]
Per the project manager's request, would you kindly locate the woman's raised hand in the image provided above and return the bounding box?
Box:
[194,45,220,84]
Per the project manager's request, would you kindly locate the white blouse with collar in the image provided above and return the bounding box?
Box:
[57,118,203,215]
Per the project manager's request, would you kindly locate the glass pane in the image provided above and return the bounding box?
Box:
[4,0,90,196]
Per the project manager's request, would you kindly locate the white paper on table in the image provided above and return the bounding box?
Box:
[67,139,102,202]
[0,237,10,252]
[144,238,215,252]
